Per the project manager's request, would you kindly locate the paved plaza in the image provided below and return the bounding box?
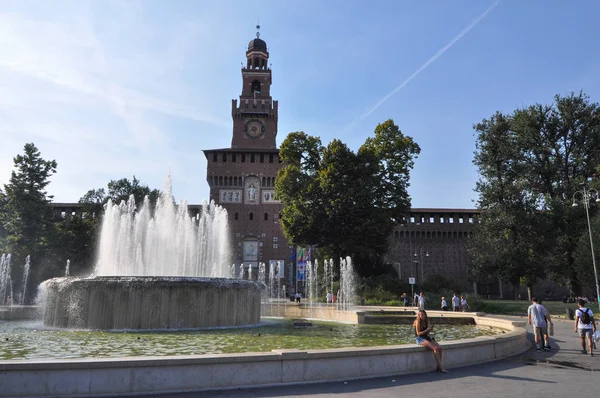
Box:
[140,315,596,398]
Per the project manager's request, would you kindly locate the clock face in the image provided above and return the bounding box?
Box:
[245,119,265,139]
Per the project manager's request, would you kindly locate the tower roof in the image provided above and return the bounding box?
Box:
[248,38,267,52]
[247,24,267,52]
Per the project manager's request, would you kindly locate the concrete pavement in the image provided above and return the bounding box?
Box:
[136,315,597,398]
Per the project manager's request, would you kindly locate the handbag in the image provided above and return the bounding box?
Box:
[548,322,554,336]
[594,330,600,343]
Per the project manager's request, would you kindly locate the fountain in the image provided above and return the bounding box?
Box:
[0,253,13,306]
[39,177,262,330]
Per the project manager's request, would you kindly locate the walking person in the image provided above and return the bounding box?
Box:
[460,296,469,312]
[441,297,448,311]
[539,299,553,350]
[574,298,597,356]
[452,293,460,312]
[413,310,448,373]
[527,297,550,352]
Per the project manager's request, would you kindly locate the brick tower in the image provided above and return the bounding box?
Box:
[203,26,290,284]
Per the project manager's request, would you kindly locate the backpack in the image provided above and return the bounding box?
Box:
[580,308,591,325]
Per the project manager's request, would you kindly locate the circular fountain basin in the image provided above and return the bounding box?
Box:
[0,318,503,360]
[40,276,262,330]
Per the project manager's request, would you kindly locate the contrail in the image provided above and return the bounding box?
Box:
[345,0,501,131]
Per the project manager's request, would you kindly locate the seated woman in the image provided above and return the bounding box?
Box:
[413,309,448,373]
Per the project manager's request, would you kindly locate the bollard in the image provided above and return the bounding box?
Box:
[566,308,575,320]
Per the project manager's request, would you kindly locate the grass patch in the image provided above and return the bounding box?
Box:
[473,299,581,316]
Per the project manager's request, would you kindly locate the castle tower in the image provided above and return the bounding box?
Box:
[203,26,289,284]
[231,25,278,149]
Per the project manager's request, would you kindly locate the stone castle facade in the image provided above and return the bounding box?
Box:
[50,29,496,295]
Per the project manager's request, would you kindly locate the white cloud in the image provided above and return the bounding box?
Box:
[0,4,233,202]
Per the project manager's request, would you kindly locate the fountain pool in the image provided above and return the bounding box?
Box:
[0,317,503,360]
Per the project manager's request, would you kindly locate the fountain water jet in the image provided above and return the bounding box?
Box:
[39,176,261,330]
[0,254,13,306]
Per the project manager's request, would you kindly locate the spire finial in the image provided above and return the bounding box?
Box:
[256,23,260,39]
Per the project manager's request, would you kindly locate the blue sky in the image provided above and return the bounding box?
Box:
[1,1,599,208]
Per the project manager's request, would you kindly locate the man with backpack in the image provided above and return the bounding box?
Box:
[574,298,597,356]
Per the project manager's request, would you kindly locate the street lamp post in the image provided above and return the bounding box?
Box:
[572,182,600,312]
[414,246,429,284]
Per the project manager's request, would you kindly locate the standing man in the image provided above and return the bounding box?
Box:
[418,292,426,309]
[401,293,409,307]
[527,297,549,352]
[452,293,460,312]
[574,298,596,356]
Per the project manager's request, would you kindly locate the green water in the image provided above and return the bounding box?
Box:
[0,319,502,360]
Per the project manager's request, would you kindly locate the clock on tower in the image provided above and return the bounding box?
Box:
[245,119,265,139]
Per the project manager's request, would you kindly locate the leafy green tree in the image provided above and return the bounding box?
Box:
[572,181,600,288]
[50,215,98,277]
[80,176,160,212]
[0,143,57,301]
[276,119,420,277]
[71,176,161,275]
[470,92,600,295]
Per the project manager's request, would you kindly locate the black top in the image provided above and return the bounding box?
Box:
[248,38,267,52]
[415,321,429,338]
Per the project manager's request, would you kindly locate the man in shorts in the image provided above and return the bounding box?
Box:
[452,293,460,312]
[527,297,549,352]
[574,298,596,356]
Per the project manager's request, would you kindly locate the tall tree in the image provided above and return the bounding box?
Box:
[72,176,161,275]
[470,92,600,295]
[79,176,160,214]
[0,143,57,301]
[276,120,420,276]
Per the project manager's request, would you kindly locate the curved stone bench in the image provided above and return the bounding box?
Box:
[0,311,529,397]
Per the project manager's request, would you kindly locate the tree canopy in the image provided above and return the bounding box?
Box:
[275,119,420,276]
[469,92,600,295]
[0,143,57,301]
[79,176,160,215]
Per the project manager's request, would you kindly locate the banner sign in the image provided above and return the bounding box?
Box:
[296,247,307,281]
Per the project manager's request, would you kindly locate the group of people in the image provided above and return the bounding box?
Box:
[325,291,338,304]
[400,292,469,312]
[528,297,597,356]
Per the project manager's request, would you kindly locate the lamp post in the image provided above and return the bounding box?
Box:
[414,246,429,284]
[572,182,600,312]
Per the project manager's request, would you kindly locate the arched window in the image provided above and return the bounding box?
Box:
[249,213,254,221]
[251,80,261,93]
[264,213,269,221]
[234,212,239,221]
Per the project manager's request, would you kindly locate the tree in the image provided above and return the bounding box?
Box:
[79,176,160,214]
[71,176,161,275]
[0,143,57,301]
[276,120,420,277]
[470,92,600,295]
[572,177,600,288]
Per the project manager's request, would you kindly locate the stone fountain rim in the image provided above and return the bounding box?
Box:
[0,312,530,398]
[42,275,263,288]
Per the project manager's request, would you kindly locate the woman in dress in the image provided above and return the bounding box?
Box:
[413,309,448,373]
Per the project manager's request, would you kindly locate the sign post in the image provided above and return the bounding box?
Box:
[409,277,416,303]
